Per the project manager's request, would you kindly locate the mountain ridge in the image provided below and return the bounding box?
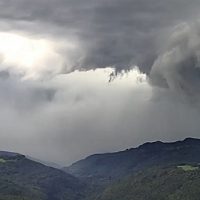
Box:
[0,152,86,200]
[64,137,200,183]
[0,138,200,199]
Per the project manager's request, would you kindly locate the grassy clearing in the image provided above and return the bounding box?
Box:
[177,165,199,171]
[0,158,6,163]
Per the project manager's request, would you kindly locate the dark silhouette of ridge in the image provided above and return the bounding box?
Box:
[64,138,200,183]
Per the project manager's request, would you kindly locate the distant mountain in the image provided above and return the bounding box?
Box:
[1,138,200,200]
[0,151,85,200]
[26,155,62,169]
[65,138,200,184]
[0,151,20,157]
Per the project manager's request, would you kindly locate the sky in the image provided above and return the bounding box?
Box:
[1,0,200,165]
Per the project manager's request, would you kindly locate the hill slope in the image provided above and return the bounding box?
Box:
[1,138,200,200]
[65,138,200,184]
[98,165,200,200]
[0,152,85,200]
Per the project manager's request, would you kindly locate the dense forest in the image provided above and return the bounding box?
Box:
[1,138,200,200]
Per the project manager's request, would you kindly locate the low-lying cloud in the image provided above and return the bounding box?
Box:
[0,69,199,165]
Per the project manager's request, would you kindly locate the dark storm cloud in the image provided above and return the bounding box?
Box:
[1,0,200,72]
[150,21,200,98]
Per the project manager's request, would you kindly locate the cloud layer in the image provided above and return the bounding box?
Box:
[1,0,200,73]
[0,69,199,165]
[150,21,200,98]
[0,0,200,165]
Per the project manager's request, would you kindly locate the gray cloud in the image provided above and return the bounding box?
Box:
[0,0,200,166]
[0,70,199,166]
[1,0,200,72]
[0,73,56,110]
[150,21,200,98]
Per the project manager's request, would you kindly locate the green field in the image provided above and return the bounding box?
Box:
[0,158,6,163]
[177,165,199,171]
